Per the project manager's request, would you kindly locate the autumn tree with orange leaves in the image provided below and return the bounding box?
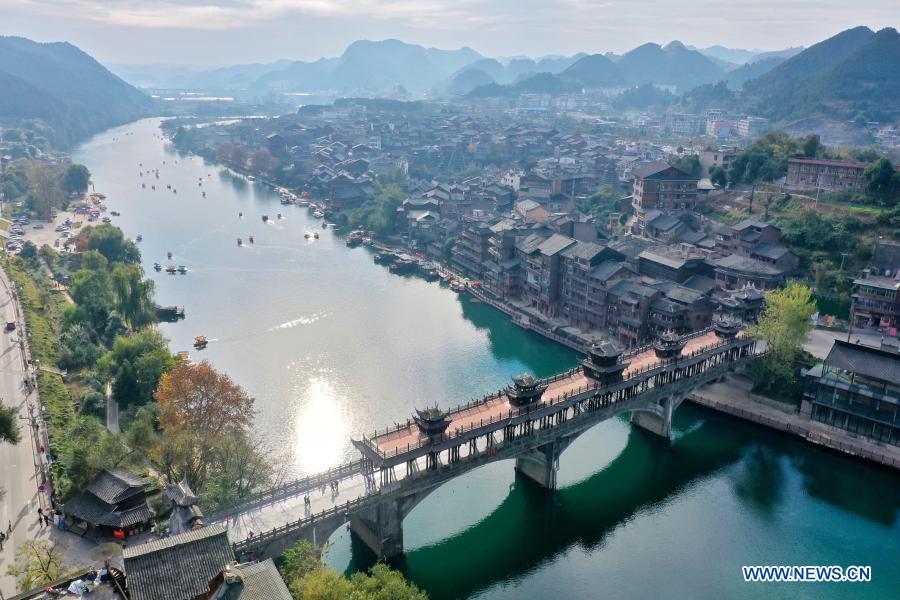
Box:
[153,361,274,509]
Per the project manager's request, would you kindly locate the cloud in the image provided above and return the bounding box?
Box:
[6,0,494,30]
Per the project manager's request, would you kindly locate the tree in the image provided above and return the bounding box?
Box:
[86,224,140,264]
[802,134,824,159]
[80,249,108,271]
[864,158,897,205]
[111,264,156,328]
[1,404,21,445]
[56,416,133,499]
[578,185,621,219]
[6,540,78,592]
[58,323,102,370]
[672,155,702,177]
[747,282,816,398]
[250,148,277,174]
[70,268,114,330]
[18,240,37,259]
[100,330,175,406]
[154,361,261,495]
[709,164,728,188]
[25,162,65,215]
[61,164,91,195]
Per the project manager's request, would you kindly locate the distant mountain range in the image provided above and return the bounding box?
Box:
[745,26,900,121]
[0,36,152,147]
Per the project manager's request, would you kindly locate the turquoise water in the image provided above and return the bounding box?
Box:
[74,119,900,599]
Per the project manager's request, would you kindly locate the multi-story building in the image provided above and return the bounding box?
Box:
[699,148,737,176]
[560,242,606,330]
[631,162,699,235]
[452,215,495,278]
[802,339,900,447]
[524,234,577,317]
[785,158,867,192]
[606,280,662,347]
[736,116,769,139]
[637,244,715,283]
[849,241,900,332]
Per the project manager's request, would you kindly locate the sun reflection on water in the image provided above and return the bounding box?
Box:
[293,375,348,474]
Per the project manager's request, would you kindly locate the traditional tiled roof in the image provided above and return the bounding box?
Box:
[714,254,782,276]
[825,340,900,388]
[87,469,150,505]
[63,492,154,528]
[537,234,577,257]
[124,525,235,600]
[220,560,292,600]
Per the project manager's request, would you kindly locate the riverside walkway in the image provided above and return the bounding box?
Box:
[219,324,757,560]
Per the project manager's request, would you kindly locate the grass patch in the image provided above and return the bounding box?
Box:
[0,218,10,232]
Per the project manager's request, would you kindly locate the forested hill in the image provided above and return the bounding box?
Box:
[0,36,154,148]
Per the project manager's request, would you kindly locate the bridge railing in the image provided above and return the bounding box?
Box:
[210,459,367,522]
[362,336,756,460]
[233,491,380,555]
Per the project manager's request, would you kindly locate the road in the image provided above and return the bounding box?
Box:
[0,265,50,595]
[0,266,106,596]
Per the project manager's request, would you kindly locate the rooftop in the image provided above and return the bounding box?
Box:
[825,340,900,388]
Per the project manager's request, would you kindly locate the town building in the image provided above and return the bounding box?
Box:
[736,117,769,139]
[802,340,899,447]
[849,242,900,332]
[785,158,867,192]
[62,469,155,539]
[630,162,699,235]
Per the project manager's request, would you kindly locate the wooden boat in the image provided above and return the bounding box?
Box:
[248,235,254,244]
[193,336,208,349]
[136,234,142,242]
[262,215,269,223]
[374,252,397,264]
[153,262,162,272]
[167,251,173,259]
[155,305,185,321]
[389,258,417,274]
[238,238,243,246]
[165,265,177,274]
[313,231,319,239]
[177,265,188,274]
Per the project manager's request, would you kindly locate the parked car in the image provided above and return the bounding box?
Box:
[54,224,68,232]
[5,321,15,332]
[32,223,44,229]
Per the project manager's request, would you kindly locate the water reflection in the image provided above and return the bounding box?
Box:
[293,375,348,473]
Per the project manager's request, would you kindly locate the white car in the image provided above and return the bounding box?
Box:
[32,223,44,229]
[54,224,68,232]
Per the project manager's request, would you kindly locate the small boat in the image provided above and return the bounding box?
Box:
[155,305,185,321]
[177,265,188,274]
[141,183,146,188]
[111,211,120,216]
[346,235,362,248]
[248,235,254,244]
[374,252,397,265]
[321,222,327,229]
[166,184,171,189]
[193,336,208,349]
[262,215,269,223]
[165,265,177,274]
[153,262,162,272]
[313,210,324,219]
[167,251,173,259]
[151,185,156,190]
[277,213,283,219]
[313,231,319,239]
[237,238,243,246]
[389,258,417,274]
[239,212,243,218]
[136,234,143,242]
[101,217,111,224]
[304,232,311,239]
[202,191,206,197]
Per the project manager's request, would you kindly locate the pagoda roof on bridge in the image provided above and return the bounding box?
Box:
[364,330,730,461]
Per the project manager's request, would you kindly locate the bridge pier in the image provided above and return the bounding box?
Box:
[350,499,405,559]
[515,439,562,489]
[630,395,678,439]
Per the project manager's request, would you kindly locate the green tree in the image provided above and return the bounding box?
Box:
[709,164,728,188]
[80,249,109,271]
[56,416,133,500]
[578,185,621,219]
[26,162,65,215]
[111,263,156,328]
[5,540,78,592]
[58,323,102,370]
[86,224,141,264]
[61,164,91,195]
[0,404,21,444]
[864,158,897,205]
[99,330,175,406]
[672,155,702,177]
[747,282,817,398]
[18,240,37,259]
[70,268,115,330]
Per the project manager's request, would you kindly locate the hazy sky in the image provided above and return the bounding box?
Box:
[1,0,897,66]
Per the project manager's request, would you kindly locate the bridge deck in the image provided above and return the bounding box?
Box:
[373,331,722,457]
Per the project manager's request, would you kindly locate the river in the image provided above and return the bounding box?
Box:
[73,119,900,599]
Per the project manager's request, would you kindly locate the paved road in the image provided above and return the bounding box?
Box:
[0,266,109,596]
[0,265,50,595]
[805,328,886,359]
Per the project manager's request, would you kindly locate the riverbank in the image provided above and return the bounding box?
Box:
[690,376,900,470]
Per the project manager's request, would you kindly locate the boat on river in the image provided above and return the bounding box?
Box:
[155,305,185,321]
[177,265,188,274]
[389,257,417,274]
[262,215,269,223]
[165,264,177,274]
[313,210,324,219]
[153,262,162,272]
[193,336,208,349]
[136,234,142,242]
[237,238,243,246]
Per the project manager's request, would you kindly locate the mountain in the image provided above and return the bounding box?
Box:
[692,45,761,65]
[558,54,625,88]
[617,41,726,91]
[744,26,900,120]
[752,47,804,62]
[110,60,294,90]
[0,36,153,147]
[449,68,496,95]
[723,56,786,89]
[256,39,483,94]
